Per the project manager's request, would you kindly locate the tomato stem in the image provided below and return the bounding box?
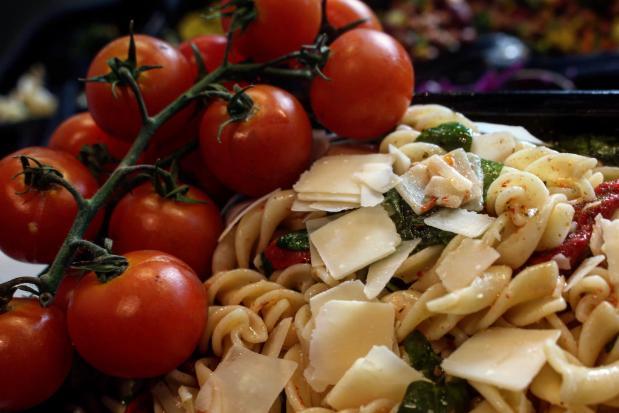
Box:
[32,33,325,295]
[0,277,46,313]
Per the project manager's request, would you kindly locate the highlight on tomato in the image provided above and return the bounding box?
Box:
[67,251,208,378]
[199,84,313,197]
[222,0,322,62]
[310,29,414,140]
[0,298,73,412]
[108,183,223,279]
[0,147,102,263]
[85,34,194,143]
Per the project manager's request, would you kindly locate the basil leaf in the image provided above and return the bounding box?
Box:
[276,231,310,251]
[383,190,456,249]
[398,380,470,413]
[417,122,473,152]
[403,331,443,381]
[480,158,503,198]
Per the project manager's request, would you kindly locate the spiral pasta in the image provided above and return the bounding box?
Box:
[144,106,619,413]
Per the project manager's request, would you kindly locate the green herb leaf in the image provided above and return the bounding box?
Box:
[276,231,310,251]
[398,380,471,413]
[382,190,455,249]
[480,158,503,198]
[552,135,619,166]
[403,331,443,381]
[417,122,473,152]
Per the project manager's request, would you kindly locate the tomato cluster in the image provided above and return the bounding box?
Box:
[0,0,414,410]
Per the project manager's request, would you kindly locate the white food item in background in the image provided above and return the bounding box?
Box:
[565,255,606,292]
[442,328,560,391]
[310,206,401,279]
[436,238,500,291]
[424,208,495,238]
[305,300,395,392]
[195,344,297,413]
[476,122,544,145]
[600,218,619,286]
[590,214,604,256]
[309,280,368,315]
[471,131,516,163]
[364,240,420,299]
[325,346,426,410]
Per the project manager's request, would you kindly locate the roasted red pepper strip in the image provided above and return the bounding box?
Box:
[263,239,311,271]
[528,179,619,269]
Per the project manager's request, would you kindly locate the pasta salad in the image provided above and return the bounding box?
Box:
[146,104,619,413]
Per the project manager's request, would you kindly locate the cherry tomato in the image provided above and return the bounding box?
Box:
[67,251,207,378]
[108,183,224,279]
[178,35,244,80]
[180,151,232,202]
[222,0,322,62]
[86,35,194,143]
[310,29,414,140]
[0,147,102,263]
[54,271,83,312]
[48,112,131,182]
[199,84,312,197]
[327,0,382,31]
[0,298,72,411]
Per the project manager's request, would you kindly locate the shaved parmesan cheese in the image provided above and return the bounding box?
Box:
[565,255,606,291]
[424,209,495,238]
[298,192,360,203]
[426,155,472,192]
[388,144,411,175]
[197,345,297,413]
[353,163,401,193]
[218,189,280,242]
[294,155,393,195]
[396,164,429,215]
[305,300,395,391]
[306,216,336,268]
[291,199,319,212]
[310,280,368,315]
[590,214,604,256]
[476,122,544,145]
[442,328,560,391]
[360,185,384,207]
[325,346,425,410]
[308,201,358,212]
[364,240,420,299]
[310,207,401,279]
[436,238,500,291]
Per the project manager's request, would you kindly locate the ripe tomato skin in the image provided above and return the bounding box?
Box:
[85,35,194,143]
[67,251,207,378]
[223,0,322,62]
[0,147,102,263]
[108,184,224,279]
[327,0,382,31]
[199,84,312,197]
[0,298,72,412]
[48,112,130,161]
[310,29,414,140]
[180,151,232,202]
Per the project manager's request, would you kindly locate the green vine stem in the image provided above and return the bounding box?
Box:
[34,42,317,293]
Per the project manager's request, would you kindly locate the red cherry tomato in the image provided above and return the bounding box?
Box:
[54,271,83,312]
[222,0,322,62]
[86,35,194,143]
[178,35,245,80]
[67,251,207,378]
[327,0,382,31]
[108,183,223,279]
[0,147,102,263]
[310,29,414,140]
[180,151,231,202]
[199,84,312,197]
[48,112,131,182]
[0,298,72,411]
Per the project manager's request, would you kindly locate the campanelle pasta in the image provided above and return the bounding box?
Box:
[142,105,619,413]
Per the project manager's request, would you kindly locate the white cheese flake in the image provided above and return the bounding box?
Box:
[310,280,368,315]
[310,207,401,279]
[424,209,495,238]
[304,300,395,392]
[196,344,297,413]
[364,240,420,299]
[442,328,560,391]
[436,238,500,291]
[325,346,426,410]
